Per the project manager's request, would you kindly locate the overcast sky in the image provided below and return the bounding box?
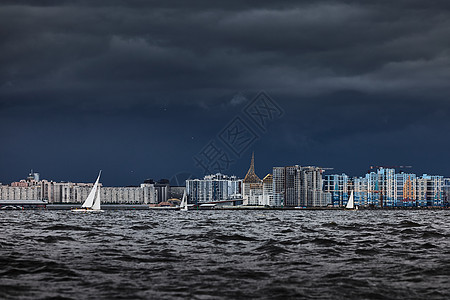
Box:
[1,0,450,185]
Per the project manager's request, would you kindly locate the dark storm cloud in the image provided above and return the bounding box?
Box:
[2,0,450,102]
[1,0,450,183]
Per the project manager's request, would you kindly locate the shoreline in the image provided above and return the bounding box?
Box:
[0,204,448,211]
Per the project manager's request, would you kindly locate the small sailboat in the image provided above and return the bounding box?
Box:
[180,190,188,211]
[345,190,358,210]
[72,171,103,212]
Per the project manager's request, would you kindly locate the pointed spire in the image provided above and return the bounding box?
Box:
[243,152,261,183]
[249,152,255,173]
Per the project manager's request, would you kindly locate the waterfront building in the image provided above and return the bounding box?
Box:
[40,180,95,203]
[101,185,156,204]
[380,168,396,207]
[1,170,43,201]
[416,177,428,207]
[366,170,380,206]
[186,173,242,204]
[0,185,42,201]
[249,186,263,206]
[395,173,417,207]
[1,171,157,204]
[262,174,274,206]
[422,174,444,207]
[27,170,40,182]
[40,181,158,204]
[154,179,169,203]
[324,174,349,207]
[444,178,450,206]
[300,166,328,207]
[272,165,328,207]
[353,176,368,207]
[285,166,301,207]
[272,167,285,206]
[169,186,185,200]
[336,168,446,208]
[141,183,157,204]
[356,168,400,207]
[11,170,40,187]
[242,153,262,205]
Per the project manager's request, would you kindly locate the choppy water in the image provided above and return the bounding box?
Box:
[1,210,449,299]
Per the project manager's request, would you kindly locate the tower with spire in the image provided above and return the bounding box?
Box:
[243,152,261,183]
[242,152,262,205]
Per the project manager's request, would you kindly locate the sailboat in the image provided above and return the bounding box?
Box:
[345,190,358,210]
[72,171,103,212]
[180,190,188,211]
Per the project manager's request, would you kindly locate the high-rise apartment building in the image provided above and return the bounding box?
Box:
[339,168,446,207]
[300,166,327,207]
[262,174,274,206]
[324,174,349,207]
[186,173,242,204]
[272,165,328,207]
[395,173,416,206]
[272,167,285,206]
[353,176,368,207]
[423,174,444,206]
[443,178,450,206]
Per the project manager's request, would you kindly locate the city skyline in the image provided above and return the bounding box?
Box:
[2,157,449,208]
[2,160,449,187]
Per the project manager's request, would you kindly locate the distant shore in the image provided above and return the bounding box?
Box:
[1,204,448,211]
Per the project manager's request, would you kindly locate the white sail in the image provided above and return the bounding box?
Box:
[181,190,188,211]
[81,171,101,208]
[346,191,354,209]
[91,188,101,210]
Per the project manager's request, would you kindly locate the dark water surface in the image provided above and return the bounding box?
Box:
[1,210,449,299]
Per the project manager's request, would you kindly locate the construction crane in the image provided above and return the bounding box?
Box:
[369,165,412,174]
[369,165,412,170]
[318,167,334,174]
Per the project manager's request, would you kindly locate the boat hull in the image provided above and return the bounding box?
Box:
[71,208,103,213]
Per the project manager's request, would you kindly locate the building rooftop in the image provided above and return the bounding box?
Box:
[263,173,273,183]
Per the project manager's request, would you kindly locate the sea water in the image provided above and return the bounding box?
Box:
[1,210,449,299]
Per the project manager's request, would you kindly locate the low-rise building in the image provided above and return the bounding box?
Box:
[1,172,157,204]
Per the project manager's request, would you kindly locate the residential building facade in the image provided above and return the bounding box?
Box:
[272,165,329,207]
[1,172,157,204]
[186,173,242,204]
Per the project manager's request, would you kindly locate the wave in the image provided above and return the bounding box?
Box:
[43,224,90,231]
[36,235,76,243]
[254,240,291,255]
[398,220,424,228]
